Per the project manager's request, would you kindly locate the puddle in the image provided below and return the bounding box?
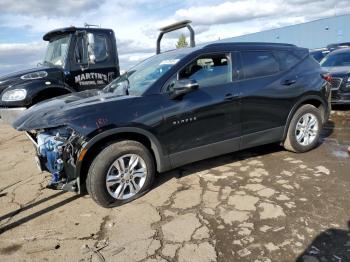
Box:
[332,149,349,159]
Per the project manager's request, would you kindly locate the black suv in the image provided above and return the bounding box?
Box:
[13,42,331,207]
[320,47,350,104]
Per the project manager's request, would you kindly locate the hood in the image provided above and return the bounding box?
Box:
[0,66,62,94]
[13,89,135,132]
[322,66,350,76]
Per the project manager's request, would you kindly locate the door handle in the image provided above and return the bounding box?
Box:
[282,79,297,86]
[224,93,239,100]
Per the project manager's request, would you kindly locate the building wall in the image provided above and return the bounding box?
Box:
[221,14,350,49]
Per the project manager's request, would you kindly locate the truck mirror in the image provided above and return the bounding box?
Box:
[87,33,96,64]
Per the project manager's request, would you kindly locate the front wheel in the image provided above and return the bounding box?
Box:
[284,104,322,153]
[86,140,155,208]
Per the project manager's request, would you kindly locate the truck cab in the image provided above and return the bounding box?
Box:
[0,26,120,124]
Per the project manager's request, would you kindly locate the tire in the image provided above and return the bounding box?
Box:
[284,104,322,153]
[86,140,155,208]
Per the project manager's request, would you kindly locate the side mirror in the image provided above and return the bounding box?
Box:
[170,79,199,99]
[86,33,96,64]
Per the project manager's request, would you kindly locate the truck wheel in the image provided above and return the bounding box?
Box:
[86,140,155,208]
[284,104,322,153]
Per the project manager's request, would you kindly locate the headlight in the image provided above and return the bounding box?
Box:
[345,77,350,90]
[2,89,27,101]
[20,71,47,80]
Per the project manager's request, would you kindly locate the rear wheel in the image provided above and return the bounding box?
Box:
[86,140,155,208]
[284,104,322,153]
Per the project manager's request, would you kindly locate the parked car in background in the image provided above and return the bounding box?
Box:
[327,42,350,51]
[310,43,350,63]
[320,47,350,104]
[310,48,330,62]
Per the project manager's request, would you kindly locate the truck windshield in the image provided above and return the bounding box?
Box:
[103,51,187,95]
[320,52,350,67]
[43,35,70,67]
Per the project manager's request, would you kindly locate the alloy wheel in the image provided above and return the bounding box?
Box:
[295,113,319,146]
[105,154,147,200]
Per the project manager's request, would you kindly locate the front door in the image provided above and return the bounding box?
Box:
[158,52,241,167]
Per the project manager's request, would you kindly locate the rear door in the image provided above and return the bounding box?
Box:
[237,49,301,148]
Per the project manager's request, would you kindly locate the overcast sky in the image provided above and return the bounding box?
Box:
[0,0,350,75]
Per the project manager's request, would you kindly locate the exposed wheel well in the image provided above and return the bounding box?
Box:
[283,98,326,141]
[32,88,71,105]
[300,99,325,123]
[79,132,157,193]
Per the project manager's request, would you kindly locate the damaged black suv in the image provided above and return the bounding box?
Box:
[13,42,331,207]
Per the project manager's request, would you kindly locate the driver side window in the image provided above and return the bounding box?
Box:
[165,53,232,92]
[75,36,88,64]
[74,33,109,64]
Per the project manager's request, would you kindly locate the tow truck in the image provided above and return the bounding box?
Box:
[0,24,120,124]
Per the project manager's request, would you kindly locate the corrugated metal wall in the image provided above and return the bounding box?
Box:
[221,14,350,49]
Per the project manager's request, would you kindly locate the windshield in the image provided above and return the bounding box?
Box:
[43,35,71,67]
[320,51,350,67]
[103,51,187,95]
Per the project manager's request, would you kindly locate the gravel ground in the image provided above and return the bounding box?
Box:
[0,108,349,262]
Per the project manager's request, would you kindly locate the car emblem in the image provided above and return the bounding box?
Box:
[173,116,197,125]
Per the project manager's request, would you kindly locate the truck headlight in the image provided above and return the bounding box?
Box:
[20,71,47,80]
[2,89,27,101]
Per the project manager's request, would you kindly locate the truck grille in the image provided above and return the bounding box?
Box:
[330,77,343,90]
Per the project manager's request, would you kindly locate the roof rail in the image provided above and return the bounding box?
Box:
[156,20,195,54]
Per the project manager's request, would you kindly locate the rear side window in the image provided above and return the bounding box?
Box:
[275,51,300,70]
[241,51,279,79]
[94,34,109,62]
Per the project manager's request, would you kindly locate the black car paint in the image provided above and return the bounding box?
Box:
[13,42,331,192]
[0,27,119,109]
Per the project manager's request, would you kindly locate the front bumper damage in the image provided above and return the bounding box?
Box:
[0,107,26,125]
[26,128,83,193]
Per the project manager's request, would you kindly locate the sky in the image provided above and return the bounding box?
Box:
[0,0,350,75]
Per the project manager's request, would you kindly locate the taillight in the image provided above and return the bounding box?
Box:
[322,74,332,83]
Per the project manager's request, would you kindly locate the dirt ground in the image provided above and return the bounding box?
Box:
[0,108,349,262]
